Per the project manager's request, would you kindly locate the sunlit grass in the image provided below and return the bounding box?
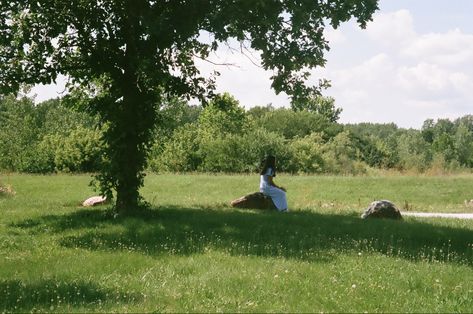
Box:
[1,173,473,312]
[141,173,473,213]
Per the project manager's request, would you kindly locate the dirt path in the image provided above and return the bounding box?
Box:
[401,212,473,219]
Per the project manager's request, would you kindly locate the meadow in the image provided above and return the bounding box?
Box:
[1,173,473,312]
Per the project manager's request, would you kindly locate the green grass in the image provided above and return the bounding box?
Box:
[1,173,473,312]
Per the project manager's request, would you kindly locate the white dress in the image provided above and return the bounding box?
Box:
[260,167,288,211]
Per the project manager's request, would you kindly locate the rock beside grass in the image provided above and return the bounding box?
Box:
[361,200,402,219]
[82,195,107,207]
[0,184,15,197]
[231,192,276,210]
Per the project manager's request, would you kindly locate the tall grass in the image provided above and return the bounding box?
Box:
[1,173,473,312]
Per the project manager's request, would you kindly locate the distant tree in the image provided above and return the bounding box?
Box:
[292,95,342,123]
[246,104,275,121]
[255,108,334,139]
[288,132,325,173]
[345,122,399,140]
[397,131,431,172]
[430,119,456,162]
[454,122,473,167]
[1,0,379,213]
[151,123,201,173]
[321,130,366,174]
[155,96,202,139]
[0,96,39,171]
[421,119,435,143]
[198,93,247,138]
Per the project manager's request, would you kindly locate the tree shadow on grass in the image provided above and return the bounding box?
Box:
[10,206,473,266]
[0,278,141,312]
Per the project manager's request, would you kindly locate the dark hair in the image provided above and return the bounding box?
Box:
[260,155,276,176]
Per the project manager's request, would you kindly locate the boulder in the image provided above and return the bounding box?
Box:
[231,192,276,210]
[361,200,402,219]
[82,195,107,207]
[0,184,15,197]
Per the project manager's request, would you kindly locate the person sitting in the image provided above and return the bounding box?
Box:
[259,155,288,212]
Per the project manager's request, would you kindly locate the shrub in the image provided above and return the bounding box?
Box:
[198,93,248,139]
[397,132,431,172]
[321,131,367,175]
[255,108,332,139]
[150,123,201,172]
[54,127,104,172]
[199,128,289,173]
[287,133,325,173]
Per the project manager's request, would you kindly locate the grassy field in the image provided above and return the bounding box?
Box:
[1,173,473,312]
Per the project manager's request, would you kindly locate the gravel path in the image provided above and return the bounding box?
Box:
[401,212,473,219]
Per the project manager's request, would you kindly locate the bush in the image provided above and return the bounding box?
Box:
[150,123,201,172]
[53,127,104,172]
[29,127,105,173]
[14,144,56,173]
[287,133,325,173]
[396,132,431,172]
[199,128,289,173]
[254,108,332,139]
[198,93,248,139]
[321,131,367,175]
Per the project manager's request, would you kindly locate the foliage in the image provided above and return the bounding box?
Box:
[454,121,473,167]
[321,131,367,175]
[251,107,336,139]
[155,96,202,140]
[0,96,103,173]
[291,95,342,123]
[150,123,201,173]
[43,126,105,173]
[287,133,325,173]
[199,128,290,173]
[3,94,473,175]
[0,0,379,212]
[198,93,248,139]
[396,131,431,172]
[0,96,41,171]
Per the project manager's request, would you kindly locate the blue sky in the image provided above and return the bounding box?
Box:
[31,0,473,129]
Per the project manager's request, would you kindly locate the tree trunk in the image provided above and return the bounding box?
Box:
[106,1,157,214]
[113,86,149,214]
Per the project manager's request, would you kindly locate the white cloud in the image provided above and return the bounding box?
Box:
[332,53,394,87]
[366,9,416,46]
[317,8,473,128]
[401,28,473,66]
[397,63,464,93]
[324,27,346,45]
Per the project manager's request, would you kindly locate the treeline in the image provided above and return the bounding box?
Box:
[1,93,473,174]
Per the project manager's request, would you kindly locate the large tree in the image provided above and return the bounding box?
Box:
[0,0,378,213]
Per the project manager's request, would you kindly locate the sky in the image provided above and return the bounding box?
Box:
[30,0,473,129]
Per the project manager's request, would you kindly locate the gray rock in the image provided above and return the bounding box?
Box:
[231,192,276,210]
[361,200,402,219]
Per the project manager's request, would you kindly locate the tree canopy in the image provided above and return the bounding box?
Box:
[0,0,379,212]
